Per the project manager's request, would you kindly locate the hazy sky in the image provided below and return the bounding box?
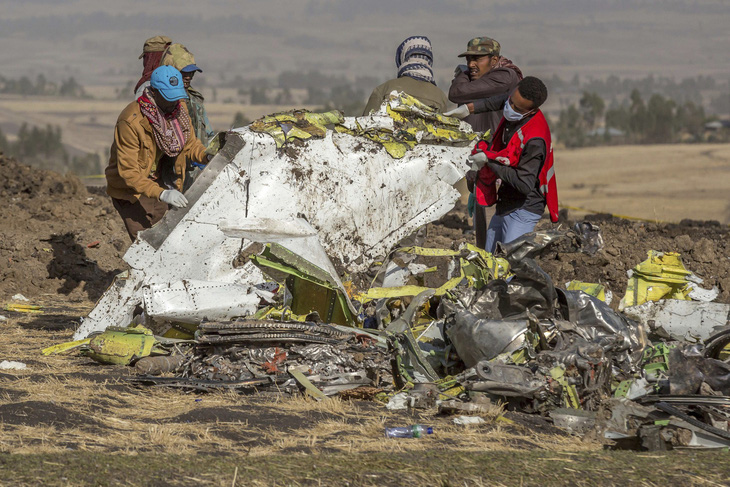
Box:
[0,0,728,88]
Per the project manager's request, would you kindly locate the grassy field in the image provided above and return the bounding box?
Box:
[0,94,318,160]
[555,143,730,225]
[1,297,730,485]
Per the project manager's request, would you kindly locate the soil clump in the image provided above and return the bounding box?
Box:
[0,155,128,302]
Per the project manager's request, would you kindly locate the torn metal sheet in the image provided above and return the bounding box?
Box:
[550,408,597,435]
[619,251,694,309]
[447,313,529,368]
[622,299,730,342]
[143,280,262,325]
[75,102,474,339]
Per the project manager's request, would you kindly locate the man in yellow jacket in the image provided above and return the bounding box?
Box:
[106,65,209,241]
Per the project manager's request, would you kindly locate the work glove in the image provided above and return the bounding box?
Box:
[160,189,188,208]
[454,64,469,76]
[443,105,470,119]
[467,151,488,172]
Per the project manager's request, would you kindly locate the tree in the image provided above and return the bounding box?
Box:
[645,94,675,143]
[59,77,86,97]
[555,104,585,148]
[249,87,269,104]
[675,101,706,140]
[628,90,649,142]
[579,91,605,131]
[0,125,8,153]
[605,104,630,133]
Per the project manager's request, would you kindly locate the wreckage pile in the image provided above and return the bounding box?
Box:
[36,93,730,451]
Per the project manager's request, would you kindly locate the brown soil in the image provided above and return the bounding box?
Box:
[0,155,128,302]
[427,202,730,304]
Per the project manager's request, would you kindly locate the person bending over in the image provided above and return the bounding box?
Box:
[451,76,559,253]
[106,65,209,241]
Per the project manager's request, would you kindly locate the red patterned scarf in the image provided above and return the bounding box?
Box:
[137,88,191,157]
[134,49,168,93]
[496,57,524,80]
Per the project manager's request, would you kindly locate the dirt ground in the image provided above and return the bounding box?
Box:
[0,155,128,302]
[2,155,730,485]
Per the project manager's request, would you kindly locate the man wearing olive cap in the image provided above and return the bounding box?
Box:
[134,35,172,97]
[106,65,209,241]
[161,43,214,147]
[445,37,523,249]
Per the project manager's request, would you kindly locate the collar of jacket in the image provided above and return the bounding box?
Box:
[187,87,204,102]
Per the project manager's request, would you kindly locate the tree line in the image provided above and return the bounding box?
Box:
[0,124,101,175]
[0,75,87,98]
[554,90,714,148]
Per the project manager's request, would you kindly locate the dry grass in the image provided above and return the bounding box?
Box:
[0,298,601,459]
[0,303,727,485]
[556,143,730,225]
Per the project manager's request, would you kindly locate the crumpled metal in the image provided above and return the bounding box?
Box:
[449,257,556,321]
[497,229,567,262]
[573,221,604,255]
[446,312,528,367]
[557,289,646,369]
[668,343,730,395]
[464,361,547,399]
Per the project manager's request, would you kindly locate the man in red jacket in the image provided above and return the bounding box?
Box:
[456,76,558,253]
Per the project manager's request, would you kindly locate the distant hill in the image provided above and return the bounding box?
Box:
[0,0,728,89]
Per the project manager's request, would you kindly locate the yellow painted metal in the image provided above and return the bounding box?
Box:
[84,325,159,365]
[251,94,476,159]
[620,250,693,308]
[4,304,43,314]
[550,366,581,409]
[566,280,607,302]
[41,338,91,356]
[357,244,510,303]
[250,109,344,148]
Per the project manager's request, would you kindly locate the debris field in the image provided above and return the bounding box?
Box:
[2,94,730,461]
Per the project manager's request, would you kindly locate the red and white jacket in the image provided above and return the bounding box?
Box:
[471,110,559,223]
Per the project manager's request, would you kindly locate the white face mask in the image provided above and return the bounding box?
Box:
[503,99,525,121]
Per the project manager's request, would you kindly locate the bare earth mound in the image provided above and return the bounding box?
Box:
[0,155,128,302]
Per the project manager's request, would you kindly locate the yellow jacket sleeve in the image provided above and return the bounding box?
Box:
[114,120,165,199]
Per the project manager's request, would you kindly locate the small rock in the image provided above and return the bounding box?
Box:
[453,416,486,425]
[674,234,693,253]
[693,238,717,263]
[605,245,620,257]
[0,360,27,370]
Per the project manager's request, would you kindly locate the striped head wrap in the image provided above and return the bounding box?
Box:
[395,36,436,85]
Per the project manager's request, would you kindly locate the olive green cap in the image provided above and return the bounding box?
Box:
[161,43,201,72]
[138,35,172,59]
[458,37,500,57]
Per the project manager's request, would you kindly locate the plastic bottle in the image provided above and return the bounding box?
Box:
[384,425,434,438]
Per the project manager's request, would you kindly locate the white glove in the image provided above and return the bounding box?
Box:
[160,189,188,208]
[454,64,469,75]
[443,105,471,119]
[467,152,488,172]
